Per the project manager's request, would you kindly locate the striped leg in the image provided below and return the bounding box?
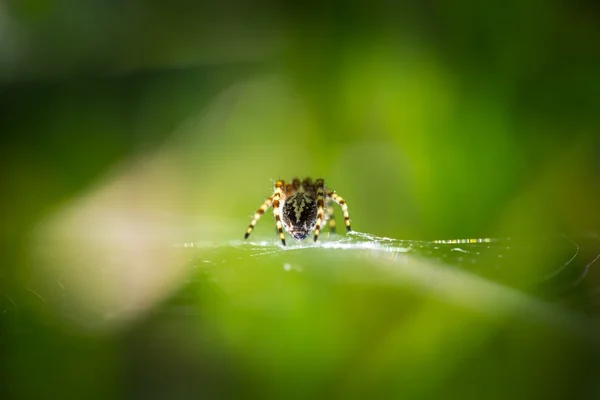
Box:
[273,180,286,246]
[244,195,274,239]
[326,203,336,233]
[327,191,351,232]
[313,179,326,242]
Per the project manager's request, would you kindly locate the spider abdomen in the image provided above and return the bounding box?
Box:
[281,193,318,240]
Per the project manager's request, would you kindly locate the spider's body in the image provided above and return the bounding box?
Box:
[244,178,351,246]
[282,191,318,240]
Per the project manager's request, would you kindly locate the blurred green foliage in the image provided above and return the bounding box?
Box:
[1,0,600,399]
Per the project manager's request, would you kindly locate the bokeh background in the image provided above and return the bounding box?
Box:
[1,0,600,399]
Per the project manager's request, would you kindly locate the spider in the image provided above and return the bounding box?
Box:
[244,178,352,246]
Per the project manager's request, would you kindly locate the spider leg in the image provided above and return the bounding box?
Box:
[244,195,274,239]
[301,177,313,192]
[284,182,295,197]
[313,178,326,242]
[327,191,351,232]
[326,202,336,233]
[273,180,287,246]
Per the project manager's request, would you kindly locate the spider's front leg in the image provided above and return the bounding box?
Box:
[327,191,351,232]
[272,180,287,246]
[326,203,336,233]
[244,195,274,239]
[313,179,326,243]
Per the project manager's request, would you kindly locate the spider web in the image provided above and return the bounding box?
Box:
[2,230,600,336]
[176,231,600,315]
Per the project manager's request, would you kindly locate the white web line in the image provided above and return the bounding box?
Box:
[570,233,600,288]
[541,235,580,280]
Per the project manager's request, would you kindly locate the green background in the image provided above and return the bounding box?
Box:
[1,1,600,398]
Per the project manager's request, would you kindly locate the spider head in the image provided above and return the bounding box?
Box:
[281,193,318,241]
